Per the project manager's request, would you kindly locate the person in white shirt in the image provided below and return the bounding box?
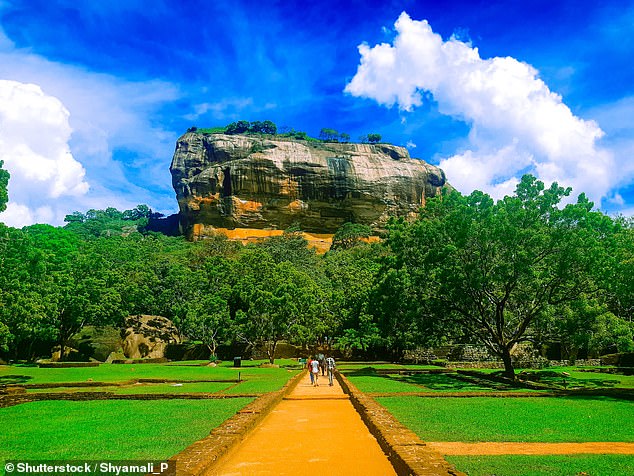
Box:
[326,356,336,386]
[310,357,320,386]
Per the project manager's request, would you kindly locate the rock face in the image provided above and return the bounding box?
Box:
[170,133,449,238]
[122,315,180,359]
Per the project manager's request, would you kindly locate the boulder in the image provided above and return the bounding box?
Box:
[122,315,181,359]
[68,325,123,362]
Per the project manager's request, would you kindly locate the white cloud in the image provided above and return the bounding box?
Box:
[0,26,182,226]
[184,97,254,121]
[0,80,89,226]
[345,12,618,206]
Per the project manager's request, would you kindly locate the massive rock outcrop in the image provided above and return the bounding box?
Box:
[170,133,449,239]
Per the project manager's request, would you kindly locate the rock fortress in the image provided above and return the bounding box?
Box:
[170,132,451,251]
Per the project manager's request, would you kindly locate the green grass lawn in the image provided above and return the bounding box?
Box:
[345,374,424,393]
[527,367,634,389]
[0,360,299,389]
[446,454,634,476]
[113,382,235,394]
[0,398,253,461]
[345,370,539,393]
[461,366,634,390]
[378,396,634,443]
[0,360,300,468]
[223,369,300,394]
[25,382,236,394]
[336,362,443,371]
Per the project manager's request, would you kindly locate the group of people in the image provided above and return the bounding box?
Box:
[307,353,336,386]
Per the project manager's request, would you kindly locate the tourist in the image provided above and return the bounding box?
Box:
[307,357,315,385]
[318,352,326,376]
[310,356,320,386]
[326,355,336,386]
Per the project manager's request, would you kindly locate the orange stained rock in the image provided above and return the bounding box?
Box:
[191,226,381,254]
[211,374,397,476]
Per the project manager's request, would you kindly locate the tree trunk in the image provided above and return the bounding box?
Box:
[59,340,66,362]
[501,346,515,380]
[267,341,277,364]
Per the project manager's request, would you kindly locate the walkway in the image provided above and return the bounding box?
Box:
[211,372,397,475]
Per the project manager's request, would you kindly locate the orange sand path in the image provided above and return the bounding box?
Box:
[428,441,634,455]
[211,373,396,475]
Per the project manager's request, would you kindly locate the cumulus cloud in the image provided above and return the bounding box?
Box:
[0,26,181,226]
[0,80,89,226]
[345,12,616,204]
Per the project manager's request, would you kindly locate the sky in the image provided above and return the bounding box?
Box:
[0,0,633,227]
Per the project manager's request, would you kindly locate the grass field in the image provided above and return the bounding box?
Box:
[336,362,441,370]
[446,454,634,476]
[521,367,634,389]
[0,359,300,389]
[378,395,634,443]
[0,398,252,461]
[0,359,299,468]
[463,366,634,389]
[357,365,634,476]
[344,369,540,394]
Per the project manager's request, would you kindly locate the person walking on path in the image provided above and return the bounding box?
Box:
[310,356,320,386]
[318,352,326,376]
[326,356,336,386]
[307,357,315,386]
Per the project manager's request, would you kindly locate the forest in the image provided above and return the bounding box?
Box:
[0,163,632,377]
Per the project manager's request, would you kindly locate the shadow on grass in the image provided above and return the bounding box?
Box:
[518,370,621,390]
[0,374,33,385]
[400,373,511,391]
[344,368,508,392]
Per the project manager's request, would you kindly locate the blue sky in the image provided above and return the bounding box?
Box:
[0,0,633,227]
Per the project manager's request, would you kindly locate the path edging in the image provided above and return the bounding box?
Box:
[168,370,306,476]
[337,372,466,476]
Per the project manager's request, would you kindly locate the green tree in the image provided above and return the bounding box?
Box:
[254,226,317,267]
[234,249,323,363]
[45,249,125,360]
[261,120,277,135]
[182,256,234,358]
[0,160,9,213]
[360,133,382,144]
[225,120,250,134]
[330,222,372,251]
[319,128,339,142]
[386,175,615,378]
[324,245,383,356]
[602,222,634,323]
[183,295,231,359]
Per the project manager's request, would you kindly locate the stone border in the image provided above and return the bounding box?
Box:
[337,372,466,476]
[0,391,261,409]
[168,370,306,476]
[366,391,556,398]
[3,378,238,390]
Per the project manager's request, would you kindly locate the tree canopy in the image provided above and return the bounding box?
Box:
[0,181,632,371]
[384,175,624,377]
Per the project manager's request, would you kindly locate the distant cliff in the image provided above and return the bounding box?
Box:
[170,133,450,239]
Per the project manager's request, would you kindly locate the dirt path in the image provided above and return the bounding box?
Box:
[211,373,397,475]
[428,442,634,455]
